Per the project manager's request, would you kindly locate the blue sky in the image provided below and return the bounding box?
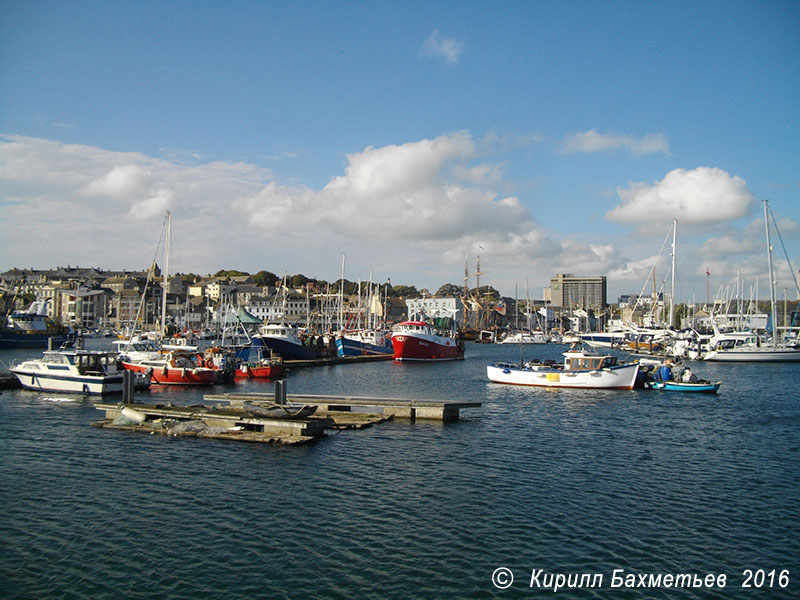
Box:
[2,0,799,303]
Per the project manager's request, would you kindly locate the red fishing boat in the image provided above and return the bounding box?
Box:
[391,315,465,362]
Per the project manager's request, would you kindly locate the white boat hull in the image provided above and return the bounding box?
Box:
[487,362,640,389]
[703,347,800,362]
[10,369,123,394]
[499,332,547,344]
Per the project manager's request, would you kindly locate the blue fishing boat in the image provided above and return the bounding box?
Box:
[335,329,393,357]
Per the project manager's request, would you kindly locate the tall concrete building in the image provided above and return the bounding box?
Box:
[548,273,607,309]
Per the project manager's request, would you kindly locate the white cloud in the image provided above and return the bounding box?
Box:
[560,129,669,156]
[3,134,789,300]
[0,133,561,286]
[420,29,464,65]
[84,164,150,198]
[606,167,755,225]
[237,132,549,248]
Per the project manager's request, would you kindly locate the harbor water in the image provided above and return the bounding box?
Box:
[1,340,798,599]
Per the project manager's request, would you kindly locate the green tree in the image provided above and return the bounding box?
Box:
[392,285,420,297]
[252,270,279,287]
[291,274,311,289]
[214,269,250,278]
[436,283,463,297]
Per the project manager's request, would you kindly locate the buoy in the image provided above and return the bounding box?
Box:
[121,407,146,424]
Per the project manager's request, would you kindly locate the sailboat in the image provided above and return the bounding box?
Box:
[119,212,218,384]
[499,280,548,344]
[703,200,800,362]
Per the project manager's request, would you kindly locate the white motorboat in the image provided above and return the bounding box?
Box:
[702,333,800,362]
[499,330,548,344]
[487,349,640,389]
[11,349,150,395]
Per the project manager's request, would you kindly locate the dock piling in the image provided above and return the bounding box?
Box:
[122,370,132,403]
[274,379,287,405]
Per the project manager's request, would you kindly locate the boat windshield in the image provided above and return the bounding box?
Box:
[568,356,613,370]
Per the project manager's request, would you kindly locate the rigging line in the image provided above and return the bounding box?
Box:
[629,227,672,318]
[129,213,169,338]
[769,209,800,298]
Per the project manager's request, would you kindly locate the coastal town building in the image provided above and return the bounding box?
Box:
[547,273,607,310]
[405,297,463,322]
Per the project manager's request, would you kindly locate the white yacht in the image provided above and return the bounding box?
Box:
[11,349,150,395]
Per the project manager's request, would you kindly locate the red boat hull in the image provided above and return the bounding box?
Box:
[234,364,283,379]
[391,334,464,361]
[122,361,217,386]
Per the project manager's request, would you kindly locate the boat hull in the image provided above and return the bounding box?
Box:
[498,332,548,344]
[391,334,464,361]
[234,363,283,379]
[486,362,640,389]
[252,335,325,361]
[10,369,124,395]
[335,336,393,357]
[703,348,800,362]
[122,362,217,386]
[644,380,721,393]
[0,331,70,349]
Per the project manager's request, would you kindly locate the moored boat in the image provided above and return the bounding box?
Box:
[702,334,800,362]
[11,348,150,395]
[1,301,72,349]
[121,351,217,385]
[234,359,283,379]
[644,380,721,393]
[498,330,548,344]
[486,349,640,389]
[335,329,393,357]
[251,323,330,360]
[391,315,465,362]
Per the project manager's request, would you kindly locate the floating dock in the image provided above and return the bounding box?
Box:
[205,392,481,423]
[93,401,348,445]
[94,378,481,445]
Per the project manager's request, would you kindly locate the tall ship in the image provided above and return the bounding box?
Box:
[391,314,465,362]
[1,301,71,348]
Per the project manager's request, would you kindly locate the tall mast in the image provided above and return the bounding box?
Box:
[338,254,345,330]
[669,219,676,328]
[764,200,778,345]
[463,254,469,329]
[161,210,171,337]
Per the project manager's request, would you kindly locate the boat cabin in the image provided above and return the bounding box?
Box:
[564,353,619,371]
[40,350,121,375]
[394,321,432,334]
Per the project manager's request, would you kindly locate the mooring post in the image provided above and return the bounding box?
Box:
[274,379,287,405]
[48,337,53,351]
[122,370,131,404]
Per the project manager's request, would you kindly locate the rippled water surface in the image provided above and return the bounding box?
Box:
[1,341,798,599]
